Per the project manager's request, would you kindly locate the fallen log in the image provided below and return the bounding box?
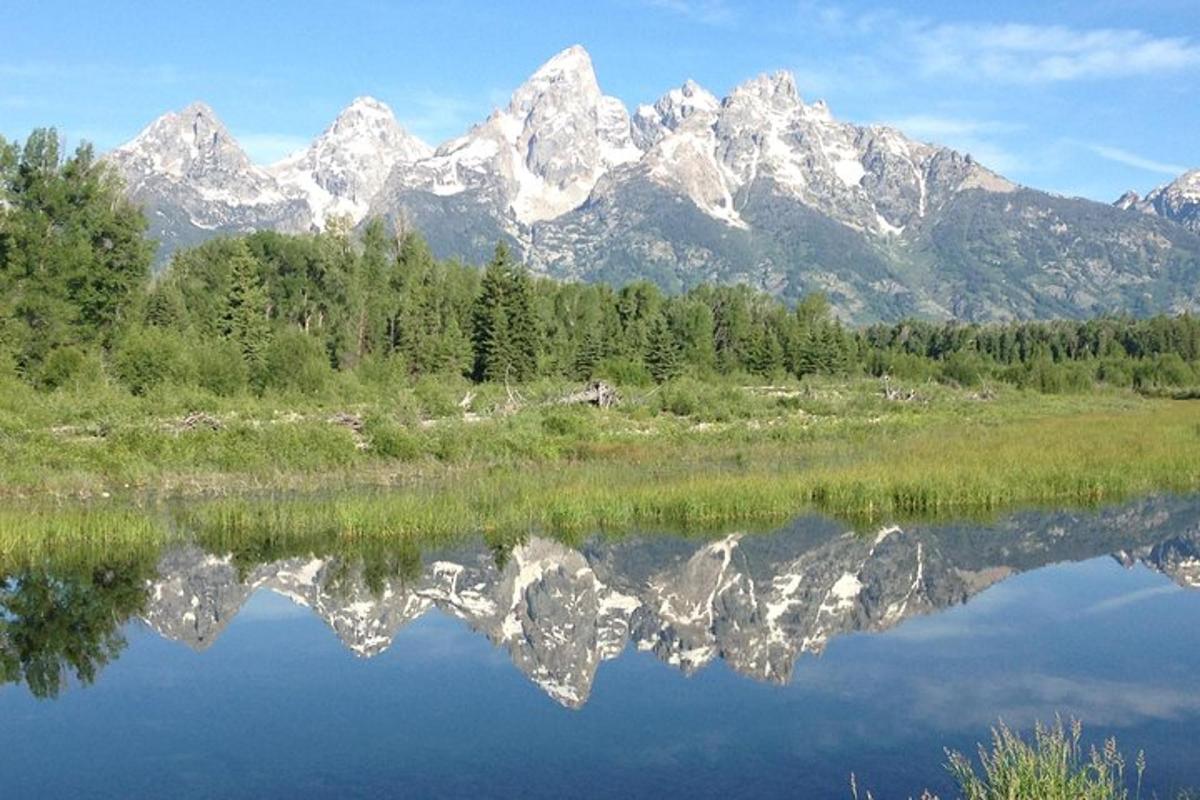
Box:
[560,380,620,408]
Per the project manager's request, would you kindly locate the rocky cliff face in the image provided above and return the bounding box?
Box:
[1118,169,1200,234]
[107,47,1200,321]
[268,96,431,228]
[107,102,313,253]
[140,496,1200,708]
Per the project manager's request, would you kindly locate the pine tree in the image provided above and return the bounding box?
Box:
[506,264,542,381]
[223,242,271,376]
[645,315,680,382]
[572,329,603,380]
[471,242,515,382]
[747,322,784,377]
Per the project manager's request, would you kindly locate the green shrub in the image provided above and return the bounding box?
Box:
[867,351,940,382]
[35,346,103,391]
[1096,358,1133,388]
[540,407,590,437]
[941,351,989,387]
[413,375,468,418]
[112,327,195,395]
[355,353,410,391]
[946,718,1143,800]
[262,329,332,395]
[192,339,249,397]
[594,356,653,387]
[364,415,425,461]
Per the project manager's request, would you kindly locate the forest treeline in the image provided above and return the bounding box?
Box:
[4,128,1200,398]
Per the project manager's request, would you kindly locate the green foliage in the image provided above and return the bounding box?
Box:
[262,328,332,395]
[112,327,194,395]
[35,346,103,391]
[0,130,152,375]
[222,240,272,377]
[471,242,541,382]
[363,414,424,461]
[192,339,249,397]
[946,718,1143,800]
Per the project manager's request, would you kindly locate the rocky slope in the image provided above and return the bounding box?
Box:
[1117,169,1200,235]
[140,496,1200,708]
[268,96,431,228]
[108,46,1200,322]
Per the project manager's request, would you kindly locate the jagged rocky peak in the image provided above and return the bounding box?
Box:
[1114,190,1142,211]
[1130,168,1200,233]
[731,69,802,107]
[510,44,602,113]
[1115,168,1200,231]
[632,78,720,148]
[384,43,641,227]
[270,95,431,226]
[503,44,642,222]
[111,100,252,180]
[106,100,312,244]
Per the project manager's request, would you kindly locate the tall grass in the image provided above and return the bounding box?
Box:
[851,719,1150,800]
[946,718,1144,800]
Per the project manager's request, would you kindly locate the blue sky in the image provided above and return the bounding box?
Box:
[3,0,1197,201]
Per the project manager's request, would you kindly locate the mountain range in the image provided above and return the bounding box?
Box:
[107,45,1200,323]
[141,496,1200,709]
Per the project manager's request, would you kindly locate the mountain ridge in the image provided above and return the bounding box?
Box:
[106,45,1200,323]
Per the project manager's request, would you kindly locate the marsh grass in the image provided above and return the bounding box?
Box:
[851,719,1152,800]
[0,380,1197,570]
[946,718,1144,800]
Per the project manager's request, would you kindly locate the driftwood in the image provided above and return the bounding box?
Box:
[560,380,620,409]
[174,412,222,432]
[327,412,364,434]
[880,377,924,404]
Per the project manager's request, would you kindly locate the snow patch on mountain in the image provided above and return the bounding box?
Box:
[269,96,431,226]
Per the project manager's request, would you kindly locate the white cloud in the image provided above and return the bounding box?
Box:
[881,115,1024,139]
[1085,143,1188,176]
[390,89,497,145]
[915,22,1200,83]
[797,4,1200,84]
[644,0,735,26]
[879,114,1029,175]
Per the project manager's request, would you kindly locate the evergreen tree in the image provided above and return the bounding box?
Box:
[0,129,151,370]
[223,242,272,376]
[645,315,681,382]
[573,329,604,380]
[506,263,542,381]
[747,322,784,377]
[472,243,515,382]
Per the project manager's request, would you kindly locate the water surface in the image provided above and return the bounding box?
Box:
[3,496,1200,798]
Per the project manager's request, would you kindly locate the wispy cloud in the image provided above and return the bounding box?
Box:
[798,4,1200,84]
[915,22,1200,83]
[0,60,184,86]
[644,0,735,26]
[880,115,1029,174]
[392,89,499,145]
[1085,143,1188,176]
[881,115,1024,139]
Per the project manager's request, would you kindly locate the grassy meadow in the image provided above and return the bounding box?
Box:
[1,371,1198,570]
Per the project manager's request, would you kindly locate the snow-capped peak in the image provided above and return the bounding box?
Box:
[731,70,801,107]
[632,78,721,149]
[383,43,641,227]
[1123,167,1200,233]
[113,101,252,180]
[269,95,432,226]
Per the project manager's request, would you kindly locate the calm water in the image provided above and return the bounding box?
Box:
[4,496,1200,798]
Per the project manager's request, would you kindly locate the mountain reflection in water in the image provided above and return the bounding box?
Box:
[4,495,1199,708]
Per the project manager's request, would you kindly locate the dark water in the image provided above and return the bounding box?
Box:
[4,496,1200,798]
